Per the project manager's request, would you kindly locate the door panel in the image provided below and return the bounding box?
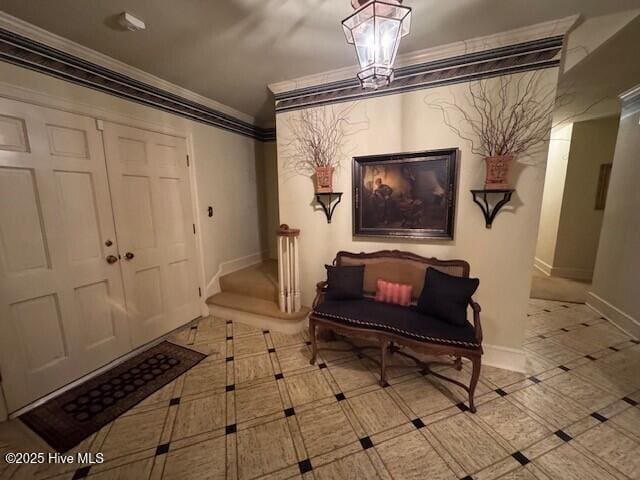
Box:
[0,98,131,412]
[102,123,200,347]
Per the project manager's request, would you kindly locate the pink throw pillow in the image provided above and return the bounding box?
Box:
[375,278,413,307]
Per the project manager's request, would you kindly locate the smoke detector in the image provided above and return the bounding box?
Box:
[118,12,146,31]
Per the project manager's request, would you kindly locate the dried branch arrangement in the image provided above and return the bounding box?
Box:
[281,103,368,177]
[426,70,561,158]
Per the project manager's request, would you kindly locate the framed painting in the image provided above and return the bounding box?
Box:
[353,148,459,239]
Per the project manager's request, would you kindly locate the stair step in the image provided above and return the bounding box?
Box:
[206,292,309,321]
[219,261,278,302]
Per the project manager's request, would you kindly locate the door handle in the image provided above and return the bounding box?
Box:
[106,255,118,264]
[124,252,135,260]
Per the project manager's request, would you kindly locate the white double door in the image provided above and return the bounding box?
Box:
[0,98,200,413]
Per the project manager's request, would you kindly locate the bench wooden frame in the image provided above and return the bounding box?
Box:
[308,250,483,412]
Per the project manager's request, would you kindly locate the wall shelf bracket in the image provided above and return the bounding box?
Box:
[315,192,343,224]
[470,189,515,228]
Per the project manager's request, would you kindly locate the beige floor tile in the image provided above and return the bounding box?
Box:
[328,359,378,392]
[276,345,314,373]
[534,443,617,480]
[181,361,226,396]
[495,466,541,480]
[296,402,358,458]
[523,352,556,376]
[509,384,588,429]
[270,331,306,348]
[524,338,583,365]
[172,394,225,440]
[391,376,458,416]
[285,370,334,407]
[570,362,638,397]
[163,437,226,480]
[481,365,527,389]
[234,353,274,384]
[314,451,380,480]
[194,318,227,343]
[476,397,551,451]
[234,335,268,358]
[375,430,456,480]
[543,372,617,411]
[610,406,640,441]
[232,322,264,338]
[129,381,176,411]
[236,381,283,423]
[317,340,358,364]
[428,413,509,473]
[86,457,154,479]
[101,409,166,459]
[237,418,297,480]
[576,423,640,479]
[348,389,408,435]
[196,339,226,363]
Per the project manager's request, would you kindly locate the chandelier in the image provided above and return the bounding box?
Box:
[342,0,412,89]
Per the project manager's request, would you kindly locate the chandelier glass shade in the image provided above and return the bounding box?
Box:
[342,0,412,89]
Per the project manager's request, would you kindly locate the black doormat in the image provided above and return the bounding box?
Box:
[20,341,206,452]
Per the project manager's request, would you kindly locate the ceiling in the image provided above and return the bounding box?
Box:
[554,14,640,124]
[1,0,640,126]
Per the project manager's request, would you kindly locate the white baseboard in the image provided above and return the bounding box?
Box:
[207,304,308,335]
[551,266,593,281]
[586,292,640,339]
[533,258,592,280]
[533,258,552,276]
[483,344,526,373]
[205,251,266,298]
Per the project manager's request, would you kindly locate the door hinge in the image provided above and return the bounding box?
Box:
[192,224,196,234]
[198,287,202,297]
[96,119,104,131]
[186,155,190,167]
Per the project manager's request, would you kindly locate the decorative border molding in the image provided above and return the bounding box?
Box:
[586,292,640,340]
[274,36,564,113]
[0,25,276,141]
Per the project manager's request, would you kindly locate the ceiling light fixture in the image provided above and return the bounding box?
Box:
[342,0,412,90]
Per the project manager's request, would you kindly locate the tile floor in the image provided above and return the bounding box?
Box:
[1,299,639,480]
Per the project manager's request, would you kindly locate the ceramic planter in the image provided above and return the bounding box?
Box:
[314,166,334,193]
[484,154,513,189]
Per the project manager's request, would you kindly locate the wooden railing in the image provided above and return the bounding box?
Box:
[277,224,301,313]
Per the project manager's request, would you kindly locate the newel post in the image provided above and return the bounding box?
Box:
[277,224,301,313]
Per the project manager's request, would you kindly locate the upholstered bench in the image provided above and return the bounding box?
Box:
[309,250,483,412]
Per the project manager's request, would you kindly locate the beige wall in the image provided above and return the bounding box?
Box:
[554,117,619,277]
[261,142,280,260]
[0,61,265,293]
[276,68,559,368]
[534,117,619,279]
[588,95,640,338]
[535,124,573,273]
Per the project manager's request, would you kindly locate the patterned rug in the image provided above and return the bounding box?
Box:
[20,341,206,452]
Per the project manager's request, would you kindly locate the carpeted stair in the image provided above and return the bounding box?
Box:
[206,260,309,333]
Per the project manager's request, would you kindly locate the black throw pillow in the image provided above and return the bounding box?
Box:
[417,267,479,326]
[325,264,365,300]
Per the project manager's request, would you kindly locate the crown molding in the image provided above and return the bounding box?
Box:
[273,36,564,113]
[0,11,276,141]
[269,14,579,95]
[620,84,640,103]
